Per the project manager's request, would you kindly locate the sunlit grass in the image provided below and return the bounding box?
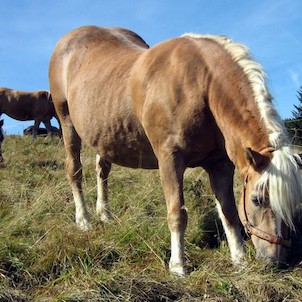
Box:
[1,135,302,301]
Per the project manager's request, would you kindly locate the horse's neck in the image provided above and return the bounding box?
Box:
[208,92,270,172]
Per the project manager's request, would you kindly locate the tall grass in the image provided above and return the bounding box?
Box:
[1,135,302,301]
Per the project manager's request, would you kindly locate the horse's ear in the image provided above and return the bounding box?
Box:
[40,91,50,99]
[245,148,269,170]
[43,91,52,101]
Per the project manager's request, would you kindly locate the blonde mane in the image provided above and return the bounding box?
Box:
[183,33,302,229]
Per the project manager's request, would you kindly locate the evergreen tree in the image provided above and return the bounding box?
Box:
[285,86,302,145]
[292,86,302,119]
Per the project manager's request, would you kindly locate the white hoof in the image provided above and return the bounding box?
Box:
[76,216,92,231]
[169,262,185,277]
[232,256,247,269]
[97,208,113,222]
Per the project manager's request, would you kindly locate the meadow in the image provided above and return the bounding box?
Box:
[1,135,302,301]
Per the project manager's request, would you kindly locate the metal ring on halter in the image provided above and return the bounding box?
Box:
[242,147,291,248]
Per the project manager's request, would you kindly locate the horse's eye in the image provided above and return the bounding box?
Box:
[251,195,263,207]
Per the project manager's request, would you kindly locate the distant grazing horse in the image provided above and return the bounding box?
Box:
[0,119,4,167]
[49,26,302,275]
[0,88,56,138]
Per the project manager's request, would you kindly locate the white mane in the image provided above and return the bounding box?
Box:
[183,33,302,229]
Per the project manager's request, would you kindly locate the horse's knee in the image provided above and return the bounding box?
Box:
[217,201,240,225]
[167,205,188,231]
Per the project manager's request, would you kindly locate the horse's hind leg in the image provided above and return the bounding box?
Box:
[206,159,245,266]
[62,118,92,230]
[95,154,112,222]
[158,151,187,276]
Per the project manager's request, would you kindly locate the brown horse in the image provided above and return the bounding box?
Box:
[49,26,302,275]
[0,119,4,167]
[0,88,57,138]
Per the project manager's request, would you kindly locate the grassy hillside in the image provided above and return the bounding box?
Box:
[1,135,302,301]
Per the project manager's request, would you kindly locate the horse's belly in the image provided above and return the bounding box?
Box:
[3,103,34,121]
[103,144,158,169]
[81,124,158,169]
[4,111,34,121]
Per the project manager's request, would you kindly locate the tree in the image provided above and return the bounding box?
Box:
[285,86,302,145]
[292,86,302,119]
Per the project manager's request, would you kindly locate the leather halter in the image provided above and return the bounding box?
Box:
[242,147,291,248]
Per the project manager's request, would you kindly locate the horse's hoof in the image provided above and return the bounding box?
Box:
[233,258,247,270]
[76,219,92,231]
[97,209,113,222]
[169,262,186,277]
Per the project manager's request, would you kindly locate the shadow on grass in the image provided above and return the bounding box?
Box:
[30,160,63,169]
[288,214,302,266]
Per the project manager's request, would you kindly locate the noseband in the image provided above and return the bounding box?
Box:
[242,147,291,248]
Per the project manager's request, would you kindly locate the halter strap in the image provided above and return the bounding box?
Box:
[242,147,291,248]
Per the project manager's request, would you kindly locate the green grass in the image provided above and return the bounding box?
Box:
[1,135,302,301]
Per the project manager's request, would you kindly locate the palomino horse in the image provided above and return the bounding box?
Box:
[0,88,57,138]
[0,119,4,168]
[49,26,302,275]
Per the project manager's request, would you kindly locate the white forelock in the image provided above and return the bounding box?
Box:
[256,147,302,229]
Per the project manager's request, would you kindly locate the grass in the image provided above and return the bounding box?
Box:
[1,135,302,301]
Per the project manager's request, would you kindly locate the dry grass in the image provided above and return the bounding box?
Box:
[1,135,302,301]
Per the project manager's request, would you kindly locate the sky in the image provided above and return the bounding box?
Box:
[0,0,302,134]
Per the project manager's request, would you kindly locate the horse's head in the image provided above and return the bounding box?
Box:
[238,147,301,267]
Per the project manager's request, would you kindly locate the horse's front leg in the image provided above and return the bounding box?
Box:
[95,154,112,222]
[206,159,246,266]
[158,151,187,276]
[33,119,41,139]
[43,119,52,136]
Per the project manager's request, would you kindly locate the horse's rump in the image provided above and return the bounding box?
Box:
[50,26,158,168]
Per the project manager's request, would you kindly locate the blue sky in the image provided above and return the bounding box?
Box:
[0,0,302,134]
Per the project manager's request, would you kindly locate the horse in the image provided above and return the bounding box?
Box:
[0,119,4,168]
[0,88,57,138]
[49,26,302,275]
